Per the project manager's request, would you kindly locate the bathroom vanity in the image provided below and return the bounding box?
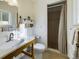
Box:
[0,37,35,59]
[0,1,35,59]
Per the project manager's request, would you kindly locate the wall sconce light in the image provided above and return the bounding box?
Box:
[18,16,34,28]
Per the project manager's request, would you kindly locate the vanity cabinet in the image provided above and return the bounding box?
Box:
[2,38,35,59]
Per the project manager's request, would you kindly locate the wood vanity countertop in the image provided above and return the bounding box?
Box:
[0,37,35,59]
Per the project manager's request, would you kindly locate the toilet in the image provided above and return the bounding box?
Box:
[34,43,46,59]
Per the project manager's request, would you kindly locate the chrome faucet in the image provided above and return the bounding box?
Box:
[6,33,14,42]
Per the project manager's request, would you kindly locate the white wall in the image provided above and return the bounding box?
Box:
[17,0,35,19]
[67,0,73,59]
[67,0,79,59]
[34,0,47,47]
[17,0,47,47]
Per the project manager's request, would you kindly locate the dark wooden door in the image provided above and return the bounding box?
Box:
[48,6,62,49]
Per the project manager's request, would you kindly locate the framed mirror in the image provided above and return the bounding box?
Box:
[0,1,18,31]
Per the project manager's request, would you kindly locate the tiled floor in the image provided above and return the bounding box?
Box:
[43,49,69,59]
[14,49,69,59]
[19,53,42,59]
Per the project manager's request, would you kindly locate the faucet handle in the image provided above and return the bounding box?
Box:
[10,33,14,37]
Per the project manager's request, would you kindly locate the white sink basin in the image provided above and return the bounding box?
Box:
[0,40,22,50]
[0,39,26,58]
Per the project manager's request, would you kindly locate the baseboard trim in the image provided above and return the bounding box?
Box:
[47,48,61,53]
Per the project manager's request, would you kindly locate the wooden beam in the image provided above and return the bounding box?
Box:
[22,51,32,57]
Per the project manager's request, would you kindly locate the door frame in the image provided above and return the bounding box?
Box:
[47,0,67,54]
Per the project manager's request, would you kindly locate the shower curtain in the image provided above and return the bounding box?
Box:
[58,5,67,54]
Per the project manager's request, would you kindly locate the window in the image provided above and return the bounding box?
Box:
[2,12,9,21]
[0,10,10,22]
